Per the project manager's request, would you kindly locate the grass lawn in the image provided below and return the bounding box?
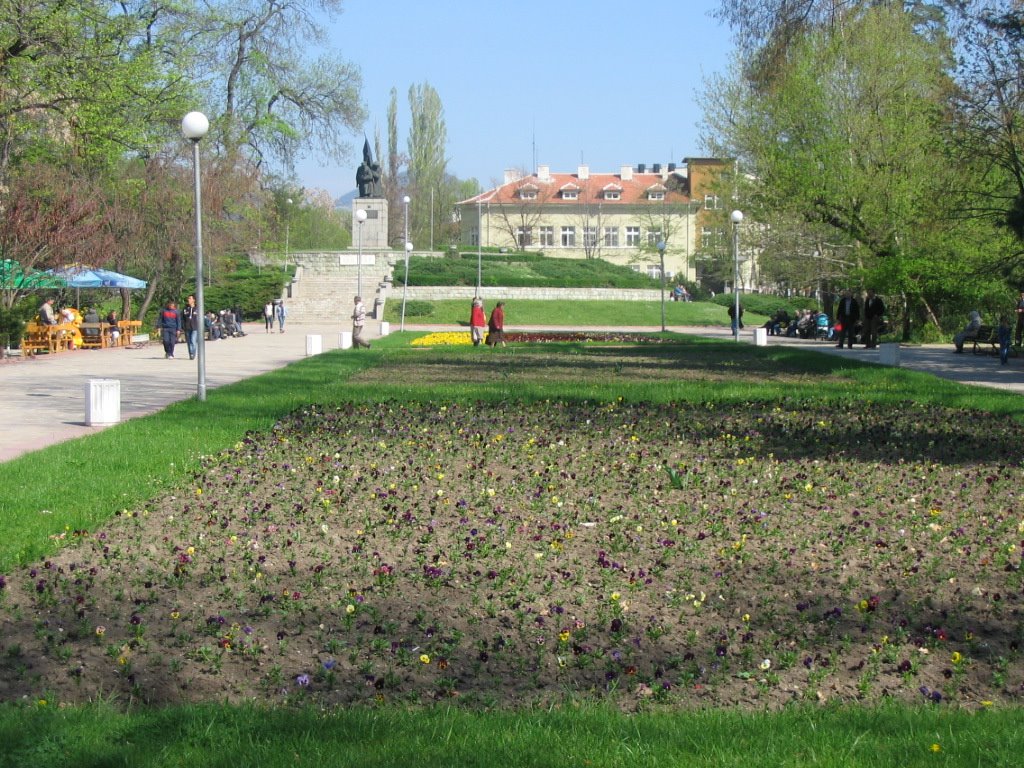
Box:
[384,298,763,328]
[1,332,1022,767]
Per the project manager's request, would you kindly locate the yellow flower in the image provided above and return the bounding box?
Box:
[610,592,621,601]
[951,651,963,665]
[419,654,431,664]
[95,625,106,636]
[930,743,941,753]
[346,604,356,615]
[559,630,571,642]
[170,611,180,620]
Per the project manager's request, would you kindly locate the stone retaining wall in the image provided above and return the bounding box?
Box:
[402,286,664,302]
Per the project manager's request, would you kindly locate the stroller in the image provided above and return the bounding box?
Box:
[815,313,832,340]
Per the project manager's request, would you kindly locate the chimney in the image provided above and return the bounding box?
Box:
[578,165,589,180]
[504,169,522,184]
[652,163,661,173]
[537,164,551,182]
[668,162,676,172]
[620,165,633,181]
[637,163,646,173]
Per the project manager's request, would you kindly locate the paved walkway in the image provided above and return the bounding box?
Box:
[1,324,1020,462]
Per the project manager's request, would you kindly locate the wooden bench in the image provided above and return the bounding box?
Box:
[20,322,76,355]
[79,323,109,349]
[971,325,1018,357]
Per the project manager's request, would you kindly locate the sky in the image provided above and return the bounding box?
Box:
[294,0,736,199]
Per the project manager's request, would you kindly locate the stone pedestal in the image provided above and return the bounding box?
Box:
[305,334,322,356]
[85,379,120,426]
[753,327,768,347]
[379,321,390,337]
[352,198,389,250]
[879,342,900,366]
[339,331,353,350]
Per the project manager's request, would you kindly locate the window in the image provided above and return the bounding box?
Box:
[539,226,554,247]
[520,187,537,200]
[562,189,578,200]
[646,265,663,279]
[647,229,663,246]
[604,190,621,201]
[604,227,619,247]
[516,226,533,247]
[704,194,722,210]
[626,226,641,246]
[701,227,725,248]
[471,227,479,246]
[561,226,576,247]
[583,226,598,247]
[648,191,665,201]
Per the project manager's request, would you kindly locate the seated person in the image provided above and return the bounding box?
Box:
[82,308,101,340]
[206,312,223,340]
[953,310,983,353]
[105,310,121,343]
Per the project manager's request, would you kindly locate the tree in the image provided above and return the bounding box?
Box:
[701,6,961,334]
[407,82,447,249]
[176,0,366,172]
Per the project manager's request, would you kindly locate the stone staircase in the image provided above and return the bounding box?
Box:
[280,251,398,332]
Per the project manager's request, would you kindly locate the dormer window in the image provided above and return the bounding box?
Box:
[562,189,578,200]
[519,185,538,201]
[648,191,665,201]
[604,190,621,201]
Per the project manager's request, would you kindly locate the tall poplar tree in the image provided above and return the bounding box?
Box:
[407,82,447,249]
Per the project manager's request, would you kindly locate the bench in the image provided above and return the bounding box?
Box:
[20,322,76,355]
[970,325,1018,357]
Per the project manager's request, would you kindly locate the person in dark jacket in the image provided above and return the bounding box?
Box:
[834,290,860,349]
[862,289,886,349]
[486,302,506,347]
[181,295,200,360]
[157,301,181,359]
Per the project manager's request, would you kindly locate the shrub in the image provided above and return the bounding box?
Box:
[401,300,434,318]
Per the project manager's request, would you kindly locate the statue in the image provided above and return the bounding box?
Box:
[356,138,383,198]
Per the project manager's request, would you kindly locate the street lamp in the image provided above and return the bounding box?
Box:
[284,197,293,272]
[476,199,483,294]
[401,195,411,332]
[401,241,413,331]
[181,111,209,401]
[355,208,367,297]
[656,240,667,332]
[731,209,744,342]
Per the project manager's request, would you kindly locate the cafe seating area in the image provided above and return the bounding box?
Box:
[20,320,143,355]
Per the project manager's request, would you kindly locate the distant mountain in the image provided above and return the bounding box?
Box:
[335,189,358,209]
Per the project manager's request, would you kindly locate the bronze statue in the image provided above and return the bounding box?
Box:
[356,138,382,198]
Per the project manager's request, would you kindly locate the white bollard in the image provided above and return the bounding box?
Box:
[339,331,353,350]
[305,334,322,356]
[879,342,901,366]
[379,321,390,337]
[753,327,768,347]
[85,379,120,426]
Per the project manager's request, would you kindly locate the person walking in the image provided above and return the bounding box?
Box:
[486,301,506,347]
[470,297,487,346]
[157,300,181,359]
[264,302,274,333]
[862,289,885,349]
[275,300,287,333]
[1015,290,1024,347]
[998,315,1013,366]
[351,295,371,349]
[181,295,201,360]
[835,290,860,349]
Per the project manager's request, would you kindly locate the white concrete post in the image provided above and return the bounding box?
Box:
[879,343,901,366]
[339,331,353,350]
[753,327,768,347]
[85,379,121,426]
[305,334,322,356]
[379,321,390,337]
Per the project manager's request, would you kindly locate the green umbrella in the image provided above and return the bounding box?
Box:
[0,259,67,289]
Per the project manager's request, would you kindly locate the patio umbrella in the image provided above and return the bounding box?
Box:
[0,259,67,289]
[46,264,148,289]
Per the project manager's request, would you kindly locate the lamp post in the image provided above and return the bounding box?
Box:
[731,209,744,342]
[401,241,413,331]
[656,239,667,332]
[355,208,367,298]
[476,199,482,294]
[181,111,209,401]
[284,197,293,272]
[401,196,411,332]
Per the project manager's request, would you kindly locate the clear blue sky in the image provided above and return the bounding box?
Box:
[295,0,735,198]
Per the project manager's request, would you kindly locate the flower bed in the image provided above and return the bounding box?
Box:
[411,331,668,347]
[1,399,1021,710]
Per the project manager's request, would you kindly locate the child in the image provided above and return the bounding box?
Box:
[998,315,1012,366]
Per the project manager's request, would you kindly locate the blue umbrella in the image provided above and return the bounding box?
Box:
[47,265,147,289]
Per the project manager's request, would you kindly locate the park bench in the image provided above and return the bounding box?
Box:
[970,325,1018,357]
[20,322,76,355]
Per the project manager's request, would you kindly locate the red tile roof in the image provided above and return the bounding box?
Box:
[461,170,692,206]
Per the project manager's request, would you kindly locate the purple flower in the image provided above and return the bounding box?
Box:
[296,674,310,687]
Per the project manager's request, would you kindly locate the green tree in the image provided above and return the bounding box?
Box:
[407,82,447,249]
[701,6,962,335]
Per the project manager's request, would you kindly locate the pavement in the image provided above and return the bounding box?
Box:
[2,324,1021,463]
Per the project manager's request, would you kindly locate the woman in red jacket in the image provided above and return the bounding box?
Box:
[486,302,506,347]
[469,298,486,346]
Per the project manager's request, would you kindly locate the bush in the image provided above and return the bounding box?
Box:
[399,255,662,289]
[401,300,434,318]
[0,297,36,349]
[200,267,291,321]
